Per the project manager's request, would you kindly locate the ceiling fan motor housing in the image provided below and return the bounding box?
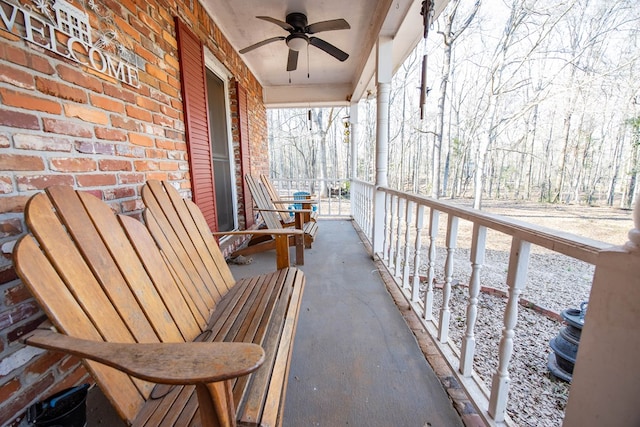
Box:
[286,12,309,31]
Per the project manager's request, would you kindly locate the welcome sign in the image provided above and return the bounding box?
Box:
[0,0,140,88]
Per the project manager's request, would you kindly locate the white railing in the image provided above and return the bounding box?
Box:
[351,184,611,426]
[270,178,352,218]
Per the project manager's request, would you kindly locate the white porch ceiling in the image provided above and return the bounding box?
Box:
[201,0,448,107]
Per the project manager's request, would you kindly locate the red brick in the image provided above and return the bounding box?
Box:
[25,352,65,377]
[103,83,136,104]
[118,173,145,184]
[0,154,45,171]
[0,195,29,213]
[16,174,75,191]
[99,159,132,171]
[0,175,12,194]
[92,128,124,144]
[0,134,9,148]
[121,198,144,212]
[164,129,183,140]
[103,186,136,200]
[43,118,93,138]
[129,133,154,147]
[160,104,181,120]
[4,45,27,67]
[0,218,22,238]
[75,141,116,155]
[64,104,109,124]
[56,64,103,93]
[149,87,170,105]
[163,53,179,73]
[35,77,87,103]
[138,10,162,35]
[159,81,180,99]
[29,55,54,75]
[0,88,62,114]
[50,158,97,172]
[0,300,41,329]
[156,139,176,150]
[134,160,158,171]
[111,115,141,132]
[116,144,145,158]
[76,173,117,187]
[145,172,169,182]
[145,148,165,159]
[134,44,159,65]
[14,134,72,152]
[90,93,124,113]
[0,109,40,130]
[159,161,178,171]
[136,95,160,112]
[153,113,174,127]
[3,283,31,305]
[128,14,151,39]
[0,63,35,89]
[126,104,153,122]
[145,62,168,83]
[0,377,20,403]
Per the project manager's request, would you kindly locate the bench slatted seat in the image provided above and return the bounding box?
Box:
[14,184,305,427]
[245,175,318,249]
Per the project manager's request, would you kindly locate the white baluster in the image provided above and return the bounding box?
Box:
[383,193,392,264]
[488,237,531,422]
[460,224,487,376]
[439,215,459,343]
[386,194,396,267]
[402,200,414,289]
[424,209,439,321]
[412,204,426,303]
[394,198,405,277]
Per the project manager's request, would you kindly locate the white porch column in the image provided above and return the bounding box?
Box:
[349,100,359,182]
[372,36,393,255]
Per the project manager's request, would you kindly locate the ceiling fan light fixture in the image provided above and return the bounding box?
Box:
[286,34,308,51]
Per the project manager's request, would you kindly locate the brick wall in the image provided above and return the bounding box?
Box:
[0,0,267,424]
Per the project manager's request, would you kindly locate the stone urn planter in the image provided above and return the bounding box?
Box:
[548,302,587,382]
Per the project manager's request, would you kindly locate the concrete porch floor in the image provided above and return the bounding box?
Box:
[83,219,465,426]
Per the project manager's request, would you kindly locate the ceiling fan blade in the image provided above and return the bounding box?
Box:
[239,36,285,54]
[309,37,349,62]
[286,49,299,71]
[306,19,350,34]
[257,16,294,32]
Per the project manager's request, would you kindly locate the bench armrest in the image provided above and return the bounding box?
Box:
[23,329,265,385]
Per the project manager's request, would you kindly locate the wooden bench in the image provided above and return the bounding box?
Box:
[14,184,305,427]
[245,175,318,249]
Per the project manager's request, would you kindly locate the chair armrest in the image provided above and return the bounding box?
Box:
[212,229,303,237]
[23,329,265,385]
[255,208,313,214]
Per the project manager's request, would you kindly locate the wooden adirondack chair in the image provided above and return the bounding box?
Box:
[245,175,318,249]
[259,175,318,225]
[14,185,305,427]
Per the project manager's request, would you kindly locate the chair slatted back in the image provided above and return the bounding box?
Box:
[244,175,285,230]
[14,186,203,423]
[141,181,236,311]
[260,175,293,224]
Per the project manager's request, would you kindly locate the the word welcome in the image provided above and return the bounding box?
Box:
[0,0,140,88]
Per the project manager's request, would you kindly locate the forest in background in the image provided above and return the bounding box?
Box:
[267,0,640,208]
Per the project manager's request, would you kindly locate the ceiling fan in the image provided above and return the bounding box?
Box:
[239,12,350,72]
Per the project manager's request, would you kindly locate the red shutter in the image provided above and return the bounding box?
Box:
[175,18,218,232]
[237,82,254,228]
